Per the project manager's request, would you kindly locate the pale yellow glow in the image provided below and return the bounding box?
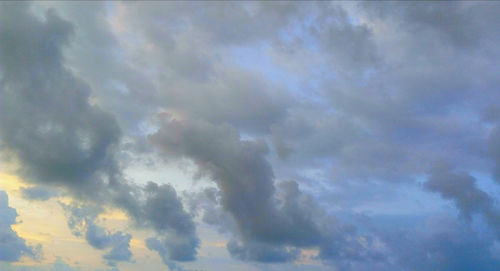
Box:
[0,172,235,271]
[0,172,172,271]
[0,172,24,192]
[130,238,147,250]
[0,173,112,269]
[99,208,129,221]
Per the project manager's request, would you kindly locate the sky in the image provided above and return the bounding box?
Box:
[2,1,500,271]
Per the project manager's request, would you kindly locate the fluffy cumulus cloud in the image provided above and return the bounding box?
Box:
[3,1,500,271]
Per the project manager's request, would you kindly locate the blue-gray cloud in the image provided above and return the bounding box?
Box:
[425,165,500,239]
[150,117,385,266]
[21,186,59,201]
[61,203,132,266]
[138,182,199,263]
[0,190,39,262]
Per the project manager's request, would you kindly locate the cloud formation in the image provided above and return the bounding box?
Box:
[150,116,385,266]
[3,1,500,270]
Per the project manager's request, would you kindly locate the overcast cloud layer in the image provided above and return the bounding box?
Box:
[2,1,500,271]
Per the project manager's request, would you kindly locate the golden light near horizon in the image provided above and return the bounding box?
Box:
[0,172,238,271]
[0,173,164,270]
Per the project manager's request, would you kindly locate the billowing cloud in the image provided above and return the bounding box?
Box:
[150,116,385,266]
[134,182,199,262]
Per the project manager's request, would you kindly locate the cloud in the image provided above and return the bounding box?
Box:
[0,190,39,262]
[265,1,496,184]
[0,2,120,198]
[61,203,132,266]
[378,215,500,271]
[145,238,187,271]
[4,1,500,270]
[84,2,299,134]
[62,184,199,265]
[21,186,59,201]
[109,182,199,263]
[136,182,199,262]
[32,1,158,133]
[149,116,385,265]
[424,165,500,239]
[425,166,491,219]
[226,239,299,263]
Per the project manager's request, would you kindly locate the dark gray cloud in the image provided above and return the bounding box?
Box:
[145,238,187,271]
[150,118,302,249]
[150,116,385,266]
[136,182,199,262]
[227,239,299,263]
[21,186,59,201]
[424,165,500,239]
[0,190,39,262]
[33,2,158,134]
[425,166,491,219]
[0,2,120,198]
